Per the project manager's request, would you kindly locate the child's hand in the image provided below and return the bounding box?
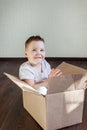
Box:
[49,68,62,77]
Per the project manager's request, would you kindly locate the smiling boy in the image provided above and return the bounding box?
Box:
[19,35,62,95]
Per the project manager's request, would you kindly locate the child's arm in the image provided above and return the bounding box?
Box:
[23,68,62,90]
[23,78,48,89]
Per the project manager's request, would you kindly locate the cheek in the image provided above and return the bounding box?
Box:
[29,51,36,56]
[44,51,45,55]
[43,52,45,58]
[32,52,36,56]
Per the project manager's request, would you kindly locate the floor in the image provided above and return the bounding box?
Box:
[0,58,87,130]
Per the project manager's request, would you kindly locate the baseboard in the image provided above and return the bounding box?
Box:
[0,57,87,62]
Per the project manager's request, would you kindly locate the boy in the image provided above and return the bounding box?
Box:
[19,35,62,95]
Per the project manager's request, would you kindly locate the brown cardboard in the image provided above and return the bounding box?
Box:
[4,62,87,130]
[46,90,84,130]
[4,72,39,95]
[57,62,87,75]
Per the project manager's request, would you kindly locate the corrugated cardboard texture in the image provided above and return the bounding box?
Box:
[57,62,87,75]
[47,62,87,94]
[4,62,87,130]
[46,89,84,130]
[47,74,87,94]
[72,74,87,89]
[47,75,75,94]
[23,91,47,130]
[4,72,39,95]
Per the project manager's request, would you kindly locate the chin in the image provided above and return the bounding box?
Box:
[35,60,43,64]
[37,61,42,64]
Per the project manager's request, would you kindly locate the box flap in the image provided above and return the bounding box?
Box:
[72,74,87,90]
[4,72,39,95]
[47,62,87,94]
[57,62,87,75]
[47,74,87,94]
[47,75,75,94]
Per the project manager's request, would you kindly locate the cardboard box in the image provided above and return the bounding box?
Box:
[4,62,87,130]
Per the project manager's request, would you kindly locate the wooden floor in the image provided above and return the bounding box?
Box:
[0,58,87,130]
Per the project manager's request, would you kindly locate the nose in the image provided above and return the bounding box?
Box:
[37,50,41,54]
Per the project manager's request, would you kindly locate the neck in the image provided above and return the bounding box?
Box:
[34,63,42,73]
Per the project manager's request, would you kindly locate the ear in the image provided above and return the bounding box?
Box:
[24,51,28,57]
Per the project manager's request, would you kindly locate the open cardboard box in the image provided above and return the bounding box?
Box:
[4,62,87,130]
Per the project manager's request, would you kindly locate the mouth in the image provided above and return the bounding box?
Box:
[34,57,43,62]
[35,56,42,59]
[35,58,42,60]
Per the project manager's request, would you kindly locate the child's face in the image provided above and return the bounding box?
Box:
[25,40,45,66]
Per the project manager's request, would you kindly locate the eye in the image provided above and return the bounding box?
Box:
[40,49,45,52]
[32,49,36,52]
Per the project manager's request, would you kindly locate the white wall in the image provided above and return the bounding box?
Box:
[0,0,87,57]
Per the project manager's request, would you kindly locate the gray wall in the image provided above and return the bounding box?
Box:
[0,0,87,57]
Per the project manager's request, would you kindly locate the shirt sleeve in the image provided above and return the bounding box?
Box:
[19,63,34,80]
[44,60,51,75]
